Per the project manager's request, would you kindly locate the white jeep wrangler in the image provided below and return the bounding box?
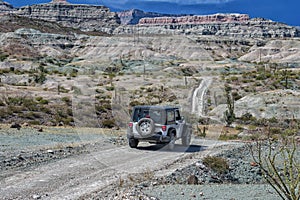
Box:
[127,105,192,150]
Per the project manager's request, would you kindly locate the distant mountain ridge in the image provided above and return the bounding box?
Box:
[0,0,120,33]
[0,0,14,12]
[0,0,299,38]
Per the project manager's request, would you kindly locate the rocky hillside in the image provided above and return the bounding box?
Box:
[0,0,298,38]
[0,1,300,126]
[139,13,250,24]
[117,9,184,25]
[0,14,108,36]
[0,0,13,12]
[13,0,120,33]
[114,14,300,38]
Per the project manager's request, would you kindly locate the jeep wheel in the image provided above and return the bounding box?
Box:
[182,128,191,146]
[136,118,154,137]
[128,138,139,148]
[168,130,176,150]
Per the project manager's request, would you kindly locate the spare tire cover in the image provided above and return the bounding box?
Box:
[136,118,155,137]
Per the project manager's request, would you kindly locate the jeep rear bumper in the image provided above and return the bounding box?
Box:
[127,132,171,143]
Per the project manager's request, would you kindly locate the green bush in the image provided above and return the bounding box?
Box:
[39,99,49,105]
[269,127,281,135]
[203,156,229,174]
[105,86,115,91]
[219,133,238,141]
[36,96,43,101]
[29,120,41,125]
[61,97,72,105]
[0,54,8,61]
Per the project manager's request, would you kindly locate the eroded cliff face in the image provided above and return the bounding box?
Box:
[0,0,14,13]
[114,14,300,38]
[14,0,120,33]
[117,9,183,25]
[139,14,250,24]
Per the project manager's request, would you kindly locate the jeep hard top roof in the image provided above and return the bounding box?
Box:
[133,105,179,110]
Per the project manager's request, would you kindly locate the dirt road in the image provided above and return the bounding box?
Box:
[0,136,237,200]
[192,77,212,117]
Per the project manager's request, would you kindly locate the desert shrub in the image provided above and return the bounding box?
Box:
[22,111,41,120]
[196,126,207,138]
[40,106,52,114]
[33,72,46,84]
[36,97,49,105]
[283,129,298,137]
[56,110,68,118]
[58,86,69,93]
[61,96,72,105]
[62,117,74,125]
[229,76,239,82]
[7,97,23,105]
[0,53,8,61]
[268,117,278,124]
[8,105,23,113]
[67,108,73,116]
[39,99,49,105]
[96,88,105,94]
[203,156,229,174]
[105,86,115,91]
[36,96,43,101]
[232,91,242,101]
[269,127,281,135]
[102,119,115,128]
[129,100,144,107]
[95,105,106,113]
[250,134,300,200]
[146,87,154,92]
[219,133,238,141]
[70,71,77,77]
[235,125,244,131]
[29,120,41,125]
[7,97,38,111]
[96,104,111,113]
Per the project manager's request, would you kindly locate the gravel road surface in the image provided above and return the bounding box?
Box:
[0,127,283,200]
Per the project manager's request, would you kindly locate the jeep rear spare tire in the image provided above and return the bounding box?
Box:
[136,118,154,137]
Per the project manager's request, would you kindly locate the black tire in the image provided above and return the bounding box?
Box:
[168,130,176,150]
[136,118,155,137]
[182,128,192,147]
[129,138,139,148]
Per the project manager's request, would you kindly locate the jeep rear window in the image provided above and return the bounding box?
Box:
[132,108,164,124]
[167,110,175,124]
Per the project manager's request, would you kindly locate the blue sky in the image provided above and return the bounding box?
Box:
[4,0,300,26]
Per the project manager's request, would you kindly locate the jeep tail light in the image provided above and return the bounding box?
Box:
[162,125,167,131]
[128,122,133,128]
